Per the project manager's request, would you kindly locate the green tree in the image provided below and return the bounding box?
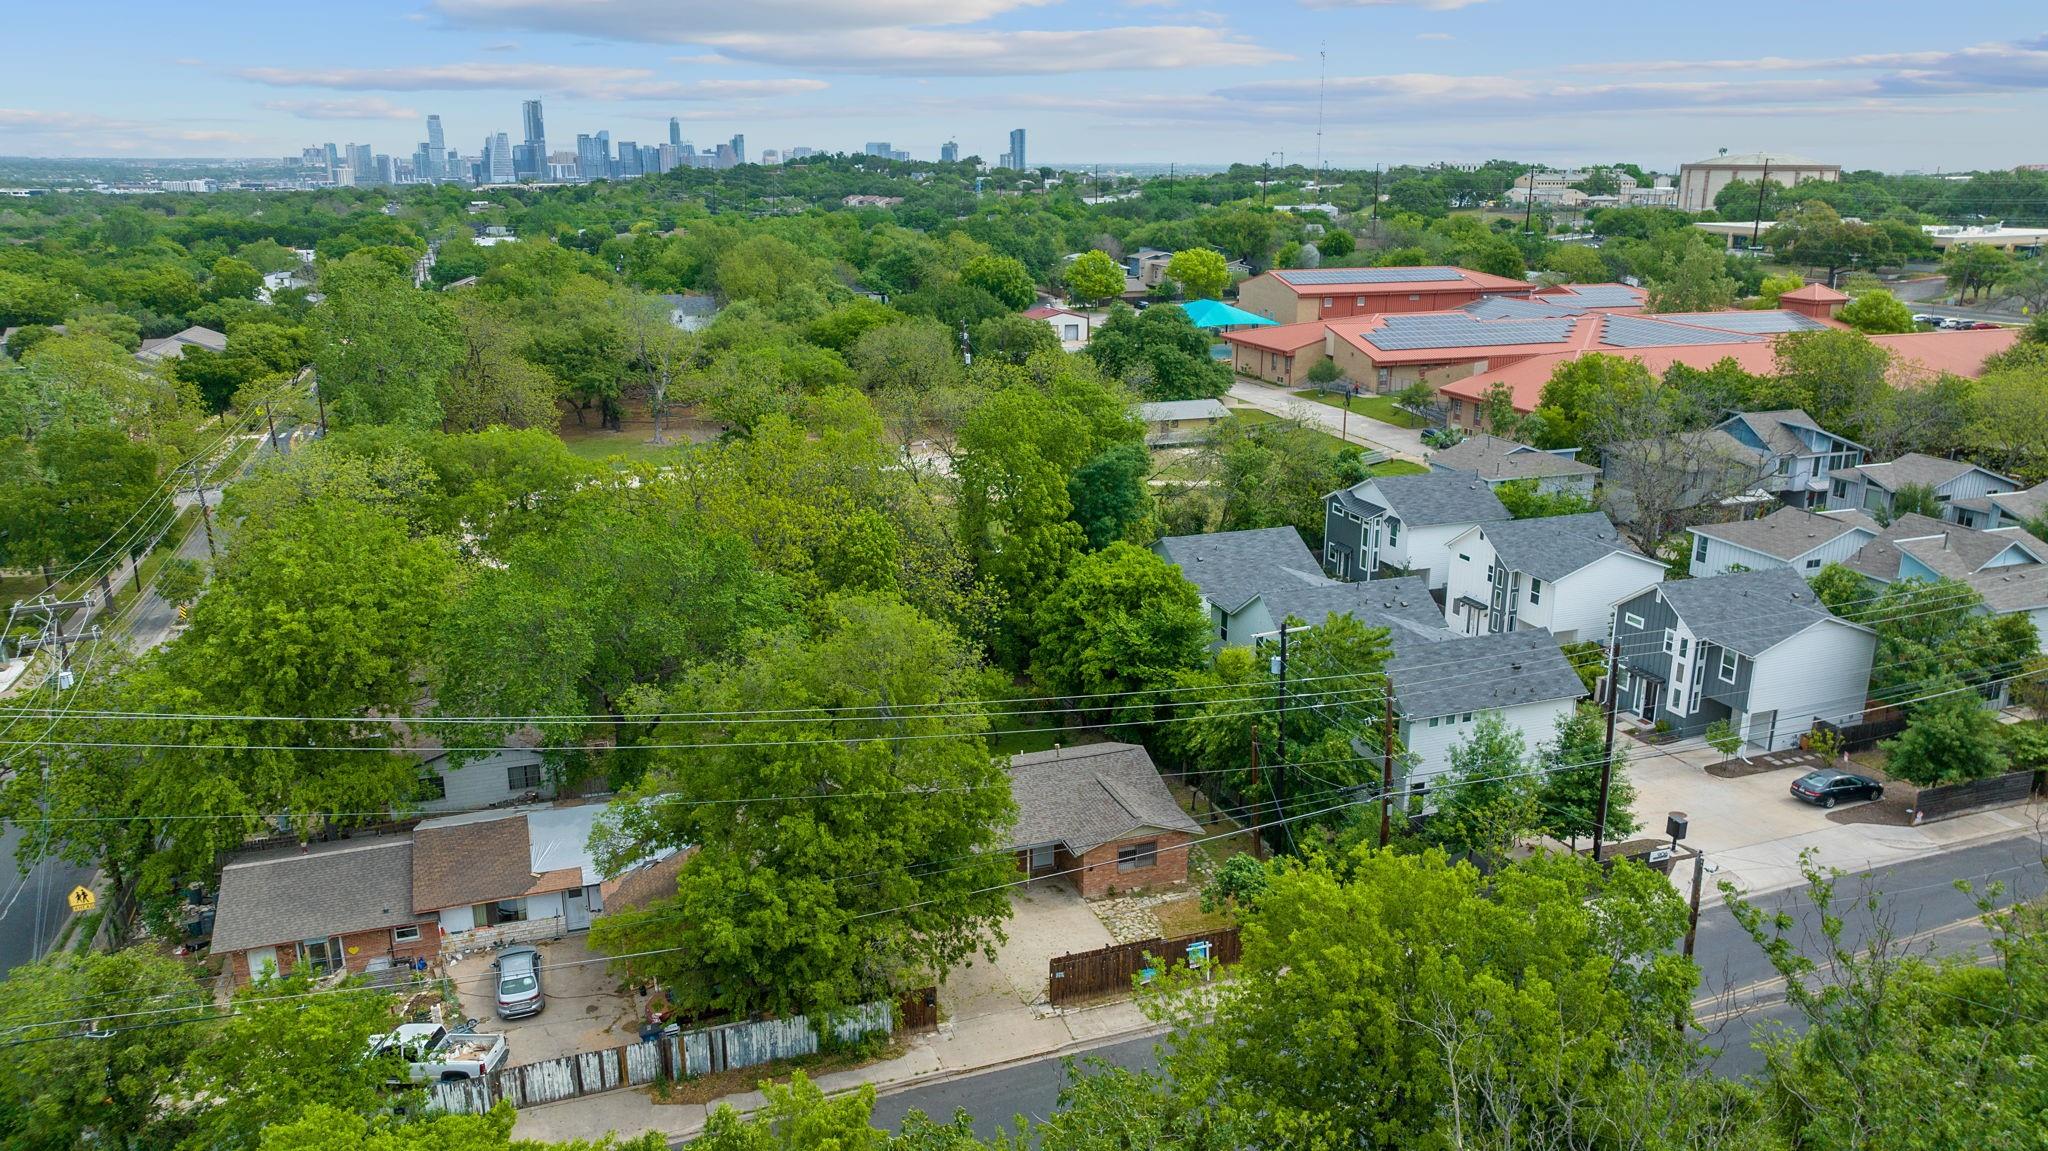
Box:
[1066,440,1153,549]
[1964,361,2048,483]
[260,1102,667,1151]
[1165,248,1230,299]
[1880,481,1941,524]
[1765,203,1893,284]
[1843,577,2038,700]
[1531,353,1657,450]
[970,312,1060,365]
[849,318,961,394]
[1493,478,1597,519]
[315,253,461,429]
[207,255,265,302]
[1064,250,1125,305]
[1536,703,1639,849]
[1838,288,1915,334]
[1031,542,1209,721]
[1319,227,1355,258]
[1942,243,2012,302]
[589,595,1017,1017]
[443,297,561,432]
[959,253,1037,311]
[956,388,1090,665]
[1424,713,1536,860]
[1085,305,1230,401]
[1773,328,1896,440]
[1646,243,1737,312]
[1541,243,1609,283]
[154,555,206,607]
[1758,271,1805,307]
[1882,678,2011,785]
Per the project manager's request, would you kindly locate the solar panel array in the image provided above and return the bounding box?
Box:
[1364,315,1577,351]
[1599,314,1761,348]
[1551,284,1644,307]
[1462,296,1585,320]
[1277,267,1466,285]
[1657,311,1828,335]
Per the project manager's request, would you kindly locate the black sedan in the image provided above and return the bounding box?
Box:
[1790,768,1884,808]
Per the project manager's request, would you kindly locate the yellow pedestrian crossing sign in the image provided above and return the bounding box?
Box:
[68,886,96,913]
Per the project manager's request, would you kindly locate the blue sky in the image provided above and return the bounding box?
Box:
[4,1,2045,170]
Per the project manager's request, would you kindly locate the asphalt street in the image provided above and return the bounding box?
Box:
[866,832,2047,1138]
[0,818,94,977]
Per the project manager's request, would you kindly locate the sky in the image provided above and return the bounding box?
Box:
[3,1,2046,171]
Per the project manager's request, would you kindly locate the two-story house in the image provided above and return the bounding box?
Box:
[1825,453,2018,519]
[1323,471,1510,588]
[1443,512,1665,643]
[1947,480,2048,530]
[1839,513,2048,647]
[1711,409,1866,509]
[1425,433,1598,496]
[1686,506,1881,577]
[1154,526,1440,650]
[1609,569,1876,751]
[1387,628,1587,790]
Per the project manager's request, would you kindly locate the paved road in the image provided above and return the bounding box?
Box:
[865,832,2045,1135]
[1227,379,1428,462]
[0,818,94,976]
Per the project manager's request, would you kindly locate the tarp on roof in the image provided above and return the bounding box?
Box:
[1181,298,1278,329]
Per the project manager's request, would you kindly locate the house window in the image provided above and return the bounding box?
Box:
[1429,716,1441,728]
[1117,841,1158,872]
[1461,713,1473,724]
[1323,297,1334,309]
[1832,480,1848,499]
[394,925,421,944]
[1804,557,1822,570]
[1669,684,1684,711]
[1450,398,1465,419]
[1219,615,1230,642]
[1693,535,1708,563]
[1377,368,1392,389]
[1623,612,1645,629]
[422,774,448,801]
[1387,519,1401,546]
[507,761,543,791]
[1458,553,1471,562]
[1678,638,1689,659]
[1662,629,1676,654]
[1528,577,1543,605]
[1719,648,1738,683]
[1355,296,1366,306]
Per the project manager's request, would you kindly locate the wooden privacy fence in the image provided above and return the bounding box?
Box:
[1048,927,1242,1005]
[1912,769,2044,823]
[428,999,894,1114]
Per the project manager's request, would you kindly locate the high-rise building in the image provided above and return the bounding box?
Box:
[788,146,815,160]
[425,115,445,179]
[486,132,514,183]
[940,140,958,164]
[714,143,735,169]
[864,142,892,158]
[729,134,745,164]
[521,99,546,154]
[412,144,434,182]
[597,130,612,177]
[615,141,642,178]
[639,144,661,176]
[759,149,781,165]
[656,144,680,174]
[374,154,397,185]
[344,143,373,182]
[1008,128,1026,172]
[575,134,604,181]
[669,118,682,148]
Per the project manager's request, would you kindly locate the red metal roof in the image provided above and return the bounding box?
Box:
[1780,283,1849,302]
[1261,266,1531,296]
[1219,321,1329,352]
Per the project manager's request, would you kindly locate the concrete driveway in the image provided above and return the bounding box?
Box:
[447,934,641,1066]
[1624,737,2037,901]
[1226,379,1427,461]
[938,880,1115,1051]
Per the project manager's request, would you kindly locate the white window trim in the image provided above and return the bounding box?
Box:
[1719,648,1737,683]
[1623,612,1645,629]
[394,924,422,944]
[1661,629,1676,655]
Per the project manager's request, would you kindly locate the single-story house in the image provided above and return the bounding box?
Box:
[1443,512,1664,643]
[1610,568,1877,750]
[135,325,227,363]
[1826,453,2017,520]
[1023,305,1091,347]
[1839,512,2048,646]
[1154,526,1439,649]
[1323,471,1511,588]
[411,804,662,941]
[1138,398,1231,446]
[211,837,438,986]
[1686,506,1881,578]
[1947,480,2048,531]
[1008,743,1201,898]
[416,742,553,813]
[1425,434,1597,495]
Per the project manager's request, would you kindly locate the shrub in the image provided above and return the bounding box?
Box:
[1705,719,1741,757]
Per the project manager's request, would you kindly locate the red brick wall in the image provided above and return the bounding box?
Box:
[1071,832,1194,898]
[225,921,441,985]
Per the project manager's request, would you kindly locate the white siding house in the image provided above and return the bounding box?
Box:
[1324,472,1511,590]
[1826,453,2017,519]
[1442,512,1663,643]
[1686,506,1879,578]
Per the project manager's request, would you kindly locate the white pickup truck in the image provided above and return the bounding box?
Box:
[370,1023,510,1083]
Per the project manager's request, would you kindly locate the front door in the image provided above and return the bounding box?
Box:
[565,887,591,932]
[299,937,340,977]
[1635,676,1659,722]
[1748,709,1776,751]
[246,946,278,981]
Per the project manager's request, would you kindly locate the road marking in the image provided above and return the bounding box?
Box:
[1691,913,1993,1023]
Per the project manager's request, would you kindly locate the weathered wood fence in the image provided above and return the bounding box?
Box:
[1912,769,2045,823]
[1048,927,1242,1005]
[427,999,894,1113]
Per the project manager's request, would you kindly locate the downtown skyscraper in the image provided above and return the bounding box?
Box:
[518,99,547,179]
[425,114,445,180]
[1008,128,1027,172]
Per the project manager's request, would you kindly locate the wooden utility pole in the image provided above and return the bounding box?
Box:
[1248,729,1265,861]
[190,472,217,560]
[1379,689,1395,848]
[1750,159,1771,250]
[1273,623,1291,851]
[1592,641,1623,861]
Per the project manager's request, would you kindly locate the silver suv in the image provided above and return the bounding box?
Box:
[493,947,544,1019]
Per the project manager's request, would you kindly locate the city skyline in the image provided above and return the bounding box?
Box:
[2,1,2047,169]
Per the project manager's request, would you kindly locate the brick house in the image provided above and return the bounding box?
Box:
[210,837,439,986]
[1008,743,1202,898]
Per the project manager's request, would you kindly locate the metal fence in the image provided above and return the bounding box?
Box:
[1048,927,1242,1005]
[426,998,896,1114]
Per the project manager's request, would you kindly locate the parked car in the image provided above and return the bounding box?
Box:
[1911,314,1943,326]
[1789,768,1884,808]
[369,1023,509,1083]
[493,946,544,1019]
[1940,316,1974,330]
[1969,321,2002,330]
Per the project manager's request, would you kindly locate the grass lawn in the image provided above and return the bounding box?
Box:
[1365,458,1428,477]
[1151,894,1235,938]
[559,434,689,465]
[1289,390,1430,430]
[1231,407,1351,453]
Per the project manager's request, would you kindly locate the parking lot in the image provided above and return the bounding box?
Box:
[446,934,644,1066]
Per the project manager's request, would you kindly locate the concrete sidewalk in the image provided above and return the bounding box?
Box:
[1226,379,1427,462]
[507,994,1152,1145]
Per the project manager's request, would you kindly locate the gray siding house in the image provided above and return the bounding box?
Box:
[1153,527,1440,650]
[1425,434,1597,496]
[1610,568,1876,751]
[1686,506,1880,577]
[1825,453,2017,519]
[1442,512,1664,643]
[1712,409,1865,509]
[1840,513,2048,650]
[1323,471,1510,589]
[1947,480,2048,530]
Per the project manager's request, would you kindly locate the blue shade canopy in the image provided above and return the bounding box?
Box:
[1181,298,1279,329]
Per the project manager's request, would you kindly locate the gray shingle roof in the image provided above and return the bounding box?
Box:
[1350,472,1510,528]
[212,838,422,954]
[1714,409,1857,458]
[1156,527,1323,614]
[1830,453,2009,492]
[1951,481,2048,525]
[1138,399,1230,422]
[1653,568,1866,657]
[1427,434,1597,483]
[1841,513,2048,602]
[1477,512,1645,580]
[1691,506,1879,560]
[1008,743,1201,853]
[1388,629,1585,720]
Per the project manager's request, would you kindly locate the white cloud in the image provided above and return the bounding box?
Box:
[235,63,825,101]
[261,97,421,121]
[1300,0,1493,9]
[0,109,259,151]
[700,25,1288,75]
[1416,32,1453,41]
[482,41,520,52]
[432,0,1052,38]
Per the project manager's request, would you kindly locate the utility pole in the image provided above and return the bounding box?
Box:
[1371,165,1382,246]
[1247,728,1265,861]
[1379,689,1395,848]
[6,596,97,691]
[189,471,217,560]
[1523,166,1538,235]
[1750,159,1771,251]
[1592,640,1623,862]
[314,380,328,436]
[263,399,282,455]
[1272,623,1290,850]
